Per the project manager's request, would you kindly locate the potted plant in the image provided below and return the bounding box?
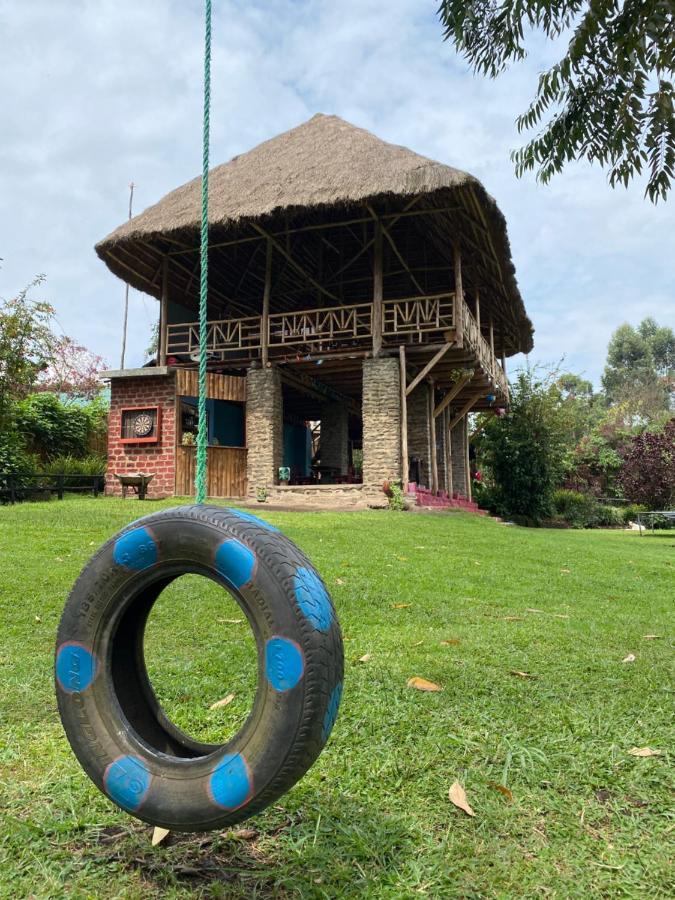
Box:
[256,486,268,503]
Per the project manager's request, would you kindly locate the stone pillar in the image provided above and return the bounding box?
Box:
[320,402,349,474]
[450,413,469,498]
[407,384,431,488]
[246,366,283,495]
[436,413,447,493]
[362,357,401,490]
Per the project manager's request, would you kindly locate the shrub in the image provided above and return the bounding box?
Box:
[617,419,675,509]
[14,392,108,462]
[387,483,406,511]
[621,503,648,525]
[552,488,598,528]
[592,505,624,527]
[40,454,106,489]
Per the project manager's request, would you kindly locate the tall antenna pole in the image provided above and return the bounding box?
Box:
[120,181,135,369]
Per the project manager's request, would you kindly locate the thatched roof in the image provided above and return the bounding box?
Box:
[97,114,533,354]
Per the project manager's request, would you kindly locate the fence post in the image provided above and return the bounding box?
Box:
[56,475,65,500]
[9,475,16,504]
[93,476,100,498]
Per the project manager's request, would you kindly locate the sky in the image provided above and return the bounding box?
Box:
[1,0,672,386]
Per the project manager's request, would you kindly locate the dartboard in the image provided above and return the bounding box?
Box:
[133,413,154,437]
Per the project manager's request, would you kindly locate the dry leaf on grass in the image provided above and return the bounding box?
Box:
[560,568,571,575]
[503,616,524,621]
[335,578,345,585]
[209,693,235,710]
[448,781,475,817]
[230,827,258,841]
[390,603,411,609]
[628,747,662,758]
[526,608,543,614]
[643,634,662,640]
[219,618,243,625]
[357,653,372,663]
[151,827,170,846]
[622,654,636,663]
[553,614,570,619]
[407,676,442,692]
[411,640,424,647]
[440,639,461,646]
[510,670,537,679]
[488,781,513,802]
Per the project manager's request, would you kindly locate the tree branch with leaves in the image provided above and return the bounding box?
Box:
[438,0,675,201]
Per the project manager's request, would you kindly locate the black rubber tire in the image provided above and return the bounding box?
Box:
[55,505,344,832]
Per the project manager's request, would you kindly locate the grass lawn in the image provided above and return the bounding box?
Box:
[0,497,672,898]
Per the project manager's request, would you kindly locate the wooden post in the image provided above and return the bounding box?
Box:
[261,239,272,365]
[399,345,409,491]
[454,244,464,347]
[158,257,169,365]
[428,380,438,494]
[372,220,383,355]
[489,318,495,362]
[475,288,481,333]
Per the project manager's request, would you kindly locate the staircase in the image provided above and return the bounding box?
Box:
[409,484,486,514]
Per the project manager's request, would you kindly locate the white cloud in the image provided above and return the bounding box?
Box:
[0,0,672,382]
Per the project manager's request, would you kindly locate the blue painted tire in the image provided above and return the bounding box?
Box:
[55,505,343,832]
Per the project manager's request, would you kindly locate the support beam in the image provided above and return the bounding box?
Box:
[433,373,472,418]
[158,257,169,365]
[448,390,483,431]
[250,223,339,303]
[372,220,383,356]
[454,244,464,347]
[475,289,481,332]
[280,369,360,417]
[405,342,453,396]
[489,318,495,359]
[399,346,409,490]
[428,380,438,493]
[261,240,272,365]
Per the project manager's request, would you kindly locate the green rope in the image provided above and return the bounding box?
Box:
[196,0,212,504]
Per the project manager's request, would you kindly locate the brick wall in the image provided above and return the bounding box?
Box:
[246,366,283,495]
[362,357,401,491]
[320,402,349,474]
[450,413,469,498]
[106,374,177,498]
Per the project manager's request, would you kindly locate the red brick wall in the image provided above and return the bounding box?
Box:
[106,374,177,498]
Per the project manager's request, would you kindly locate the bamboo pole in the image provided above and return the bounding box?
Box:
[399,345,409,490]
[372,220,383,355]
[120,181,135,369]
[405,342,452,396]
[448,390,483,431]
[261,239,272,365]
[465,417,472,502]
[433,373,472,418]
[454,244,464,347]
[428,380,438,494]
[158,257,169,365]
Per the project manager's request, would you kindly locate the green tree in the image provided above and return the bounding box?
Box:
[477,368,572,522]
[438,1,675,201]
[0,275,54,431]
[601,317,674,415]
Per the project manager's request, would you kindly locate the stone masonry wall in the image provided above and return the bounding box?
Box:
[450,413,469,498]
[246,366,283,495]
[407,384,431,488]
[106,374,177,498]
[436,407,448,493]
[362,357,401,491]
[320,402,349,474]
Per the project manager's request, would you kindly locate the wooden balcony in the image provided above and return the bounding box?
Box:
[167,292,508,400]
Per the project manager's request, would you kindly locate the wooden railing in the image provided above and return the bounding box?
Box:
[382,293,455,337]
[268,303,372,348]
[167,292,508,398]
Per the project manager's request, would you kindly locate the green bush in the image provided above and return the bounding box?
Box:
[40,454,106,489]
[552,489,598,528]
[14,393,108,461]
[622,503,648,524]
[592,504,624,527]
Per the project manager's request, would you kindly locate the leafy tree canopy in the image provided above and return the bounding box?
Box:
[601,317,675,414]
[438,1,675,201]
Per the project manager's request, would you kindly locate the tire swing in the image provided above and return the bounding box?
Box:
[55,2,344,833]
